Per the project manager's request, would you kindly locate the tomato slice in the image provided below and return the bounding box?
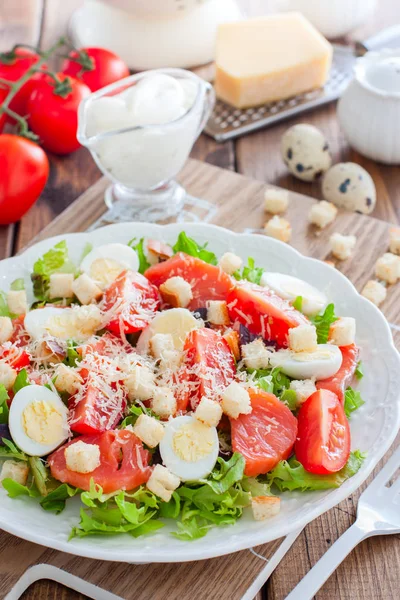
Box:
[145,252,233,310]
[231,388,298,476]
[227,282,309,347]
[316,344,359,403]
[175,328,236,412]
[48,430,151,493]
[295,389,350,474]
[103,270,160,335]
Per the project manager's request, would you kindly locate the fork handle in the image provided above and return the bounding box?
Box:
[285,522,370,600]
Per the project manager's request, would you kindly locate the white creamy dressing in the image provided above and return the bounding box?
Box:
[85,74,201,190]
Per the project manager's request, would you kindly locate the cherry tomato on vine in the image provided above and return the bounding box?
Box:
[62,47,129,92]
[0,48,44,118]
[0,135,49,225]
[27,73,91,154]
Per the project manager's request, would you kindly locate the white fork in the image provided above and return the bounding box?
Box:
[285,445,400,600]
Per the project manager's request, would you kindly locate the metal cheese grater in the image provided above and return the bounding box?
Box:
[205,25,400,142]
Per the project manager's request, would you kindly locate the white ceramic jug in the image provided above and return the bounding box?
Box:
[69,0,242,69]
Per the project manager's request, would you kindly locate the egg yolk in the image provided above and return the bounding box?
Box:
[90,258,124,288]
[292,349,333,362]
[172,421,215,462]
[22,401,64,445]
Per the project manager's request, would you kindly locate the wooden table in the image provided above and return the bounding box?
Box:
[0,1,399,599]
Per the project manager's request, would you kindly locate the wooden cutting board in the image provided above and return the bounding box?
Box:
[1,159,399,600]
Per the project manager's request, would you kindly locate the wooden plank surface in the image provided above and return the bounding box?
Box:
[1,159,399,600]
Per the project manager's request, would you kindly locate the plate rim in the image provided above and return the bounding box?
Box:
[1,221,399,563]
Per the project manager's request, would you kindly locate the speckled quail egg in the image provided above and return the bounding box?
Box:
[322,163,376,214]
[281,124,332,182]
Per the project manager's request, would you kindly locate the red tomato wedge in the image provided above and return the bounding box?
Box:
[227,282,309,347]
[48,430,151,493]
[175,328,236,412]
[145,252,233,310]
[103,270,160,335]
[69,377,127,435]
[316,344,359,403]
[295,389,350,474]
[230,388,298,477]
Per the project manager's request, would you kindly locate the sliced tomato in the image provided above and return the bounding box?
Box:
[295,389,350,474]
[175,328,236,412]
[145,252,233,310]
[231,388,298,477]
[48,430,151,493]
[0,316,30,370]
[316,344,359,403]
[227,282,309,347]
[103,270,160,335]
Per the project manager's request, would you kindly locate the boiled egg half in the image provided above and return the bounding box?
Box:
[261,273,328,316]
[269,344,342,380]
[80,243,139,289]
[159,415,219,481]
[24,305,102,342]
[137,308,200,355]
[9,385,69,456]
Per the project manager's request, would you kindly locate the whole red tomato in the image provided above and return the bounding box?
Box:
[62,47,129,92]
[0,48,44,118]
[27,73,91,155]
[0,134,49,225]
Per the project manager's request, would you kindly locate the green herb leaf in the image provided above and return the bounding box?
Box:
[241,477,272,497]
[267,451,366,492]
[172,232,217,265]
[310,303,338,344]
[204,452,246,494]
[233,257,264,285]
[0,438,28,461]
[128,238,151,274]
[344,387,365,418]
[251,367,291,398]
[280,389,298,412]
[10,278,25,291]
[292,296,303,312]
[355,361,364,380]
[40,483,79,513]
[28,457,49,496]
[13,369,30,394]
[119,404,160,429]
[2,478,39,499]
[63,340,81,368]
[31,241,75,301]
[0,385,9,424]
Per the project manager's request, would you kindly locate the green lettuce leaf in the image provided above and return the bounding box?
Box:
[233,257,264,285]
[79,242,93,263]
[267,451,366,492]
[241,477,272,497]
[251,367,292,398]
[0,438,28,462]
[0,292,13,318]
[119,404,160,429]
[310,303,338,344]
[128,238,151,274]
[28,457,49,496]
[203,452,246,494]
[355,361,364,380]
[31,241,76,301]
[10,278,25,291]
[2,478,40,498]
[40,483,79,514]
[292,296,303,312]
[344,387,365,418]
[13,368,30,394]
[280,389,297,411]
[0,385,9,424]
[172,232,217,265]
[63,340,81,368]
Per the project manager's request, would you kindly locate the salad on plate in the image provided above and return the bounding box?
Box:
[0,232,365,541]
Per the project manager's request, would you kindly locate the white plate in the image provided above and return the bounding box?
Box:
[0,222,399,563]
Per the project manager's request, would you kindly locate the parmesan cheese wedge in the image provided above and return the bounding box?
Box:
[215,13,333,109]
